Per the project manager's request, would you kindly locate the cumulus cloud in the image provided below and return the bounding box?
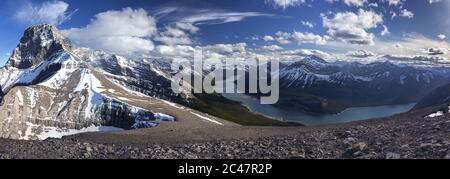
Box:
[274,31,327,45]
[14,0,76,25]
[346,49,375,58]
[154,45,195,58]
[62,8,157,55]
[262,45,283,51]
[384,0,404,6]
[155,23,196,46]
[322,9,383,45]
[301,21,314,28]
[280,49,331,59]
[438,34,446,40]
[201,43,247,54]
[263,35,275,41]
[343,0,367,7]
[399,9,414,18]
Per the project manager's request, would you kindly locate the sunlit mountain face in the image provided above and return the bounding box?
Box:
[0,0,449,67]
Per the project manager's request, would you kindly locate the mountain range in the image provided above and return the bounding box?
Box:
[0,24,450,140]
[275,55,450,114]
[0,24,217,140]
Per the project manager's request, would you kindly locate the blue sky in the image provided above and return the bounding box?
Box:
[1,0,450,65]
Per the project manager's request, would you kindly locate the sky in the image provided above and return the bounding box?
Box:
[1,0,450,66]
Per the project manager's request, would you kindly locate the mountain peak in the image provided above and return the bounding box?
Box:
[303,55,328,64]
[6,24,73,69]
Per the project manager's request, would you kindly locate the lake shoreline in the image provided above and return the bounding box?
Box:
[222,93,417,126]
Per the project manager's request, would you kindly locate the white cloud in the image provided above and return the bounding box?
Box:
[178,11,272,25]
[381,25,390,36]
[368,3,378,7]
[262,45,283,51]
[155,45,195,57]
[275,31,292,44]
[266,0,306,9]
[322,9,383,45]
[274,31,327,45]
[15,0,76,25]
[201,43,247,54]
[263,35,275,41]
[325,33,450,60]
[438,34,446,40]
[426,47,446,55]
[154,8,273,46]
[346,49,375,58]
[343,0,367,7]
[385,0,403,6]
[301,21,314,28]
[429,0,442,4]
[280,49,331,59]
[325,0,367,7]
[62,8,157,55]
[399,9,414,18]
[155,23,195,46]
[291,31,327,45]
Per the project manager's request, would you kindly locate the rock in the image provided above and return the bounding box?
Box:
[194,145,204,153]
[445,153,450,159]
[86,146,93,153]
[355,142,367,151]
[386,152,401,159]
[343,137,356,144]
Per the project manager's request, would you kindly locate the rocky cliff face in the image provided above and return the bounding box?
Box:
[6,24,73,69]
[0,24,176,140]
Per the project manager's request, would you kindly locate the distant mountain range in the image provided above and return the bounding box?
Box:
[274,55,450,114]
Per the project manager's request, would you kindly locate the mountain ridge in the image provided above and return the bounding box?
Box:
[0,24,231,140]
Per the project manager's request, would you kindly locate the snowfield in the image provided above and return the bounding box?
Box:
[427,111,444,118]
[21,122,124,140]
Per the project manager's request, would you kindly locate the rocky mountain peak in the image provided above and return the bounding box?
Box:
[6,24,74,69]
[303,55,328,64]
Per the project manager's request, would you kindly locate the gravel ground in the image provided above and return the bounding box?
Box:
[0,107,449,159]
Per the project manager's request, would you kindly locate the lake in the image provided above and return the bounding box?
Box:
[223,93,416,126]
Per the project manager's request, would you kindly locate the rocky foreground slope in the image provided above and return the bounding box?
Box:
[0,105,448,159]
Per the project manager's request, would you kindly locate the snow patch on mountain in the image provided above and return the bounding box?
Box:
[39,54,79,89]
[162,100,185,109]
[16,90,24,106]
[427,111,444,118]
[190,112,224,125]
[21,122,124,140]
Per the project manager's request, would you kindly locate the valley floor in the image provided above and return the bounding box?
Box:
[0,106,449,159]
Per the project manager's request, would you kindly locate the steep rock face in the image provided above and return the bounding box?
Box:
[0,24,173,140]
[6,24,73,69]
